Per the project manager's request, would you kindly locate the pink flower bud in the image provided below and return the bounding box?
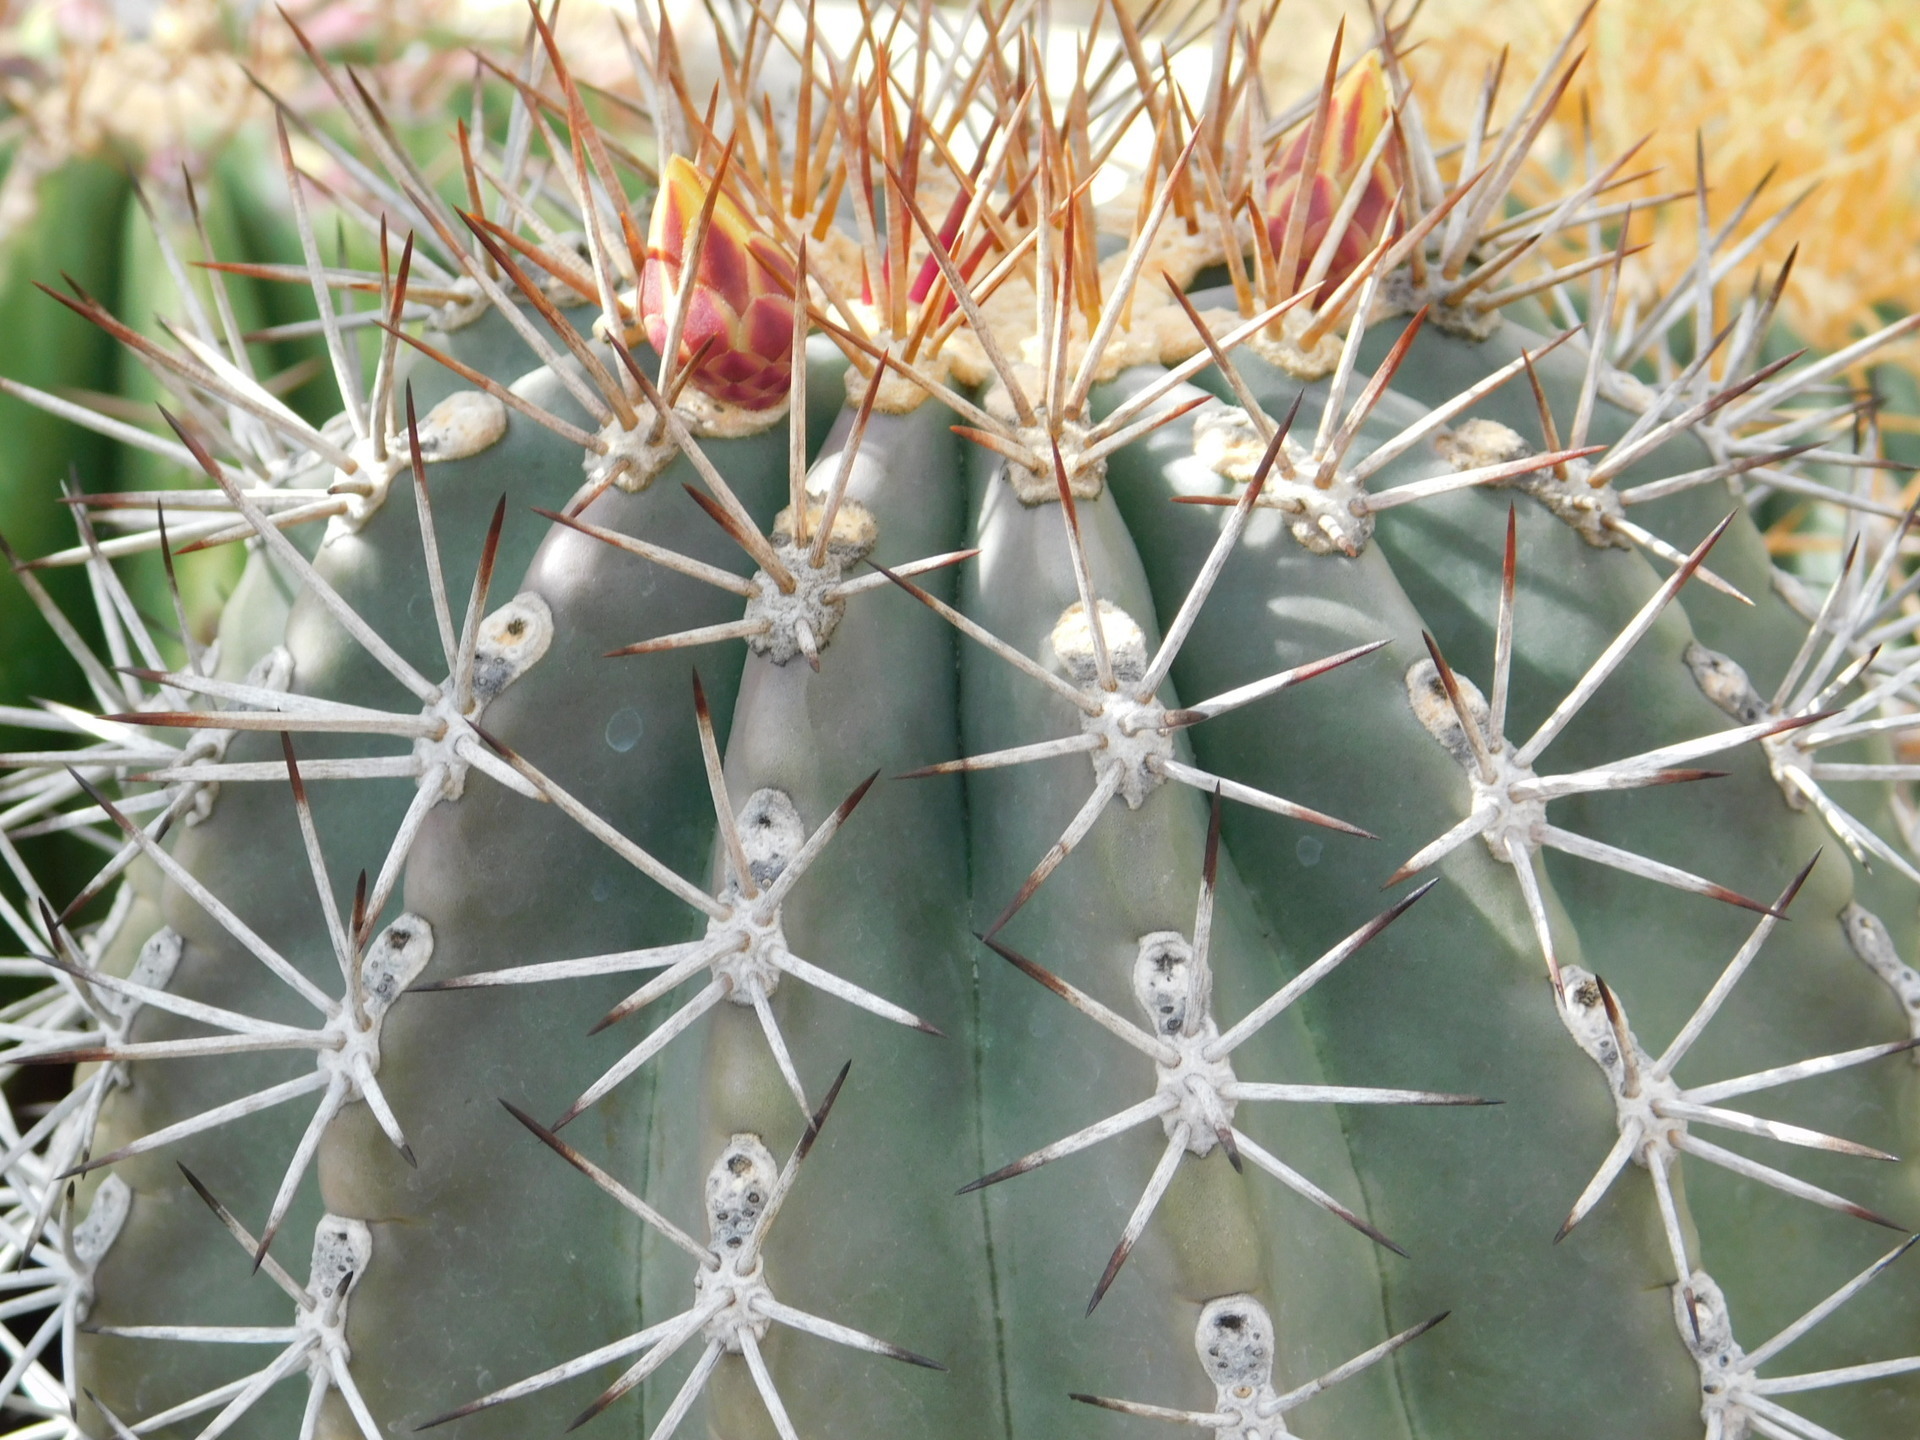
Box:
[1264,54,1400,297]
[639,156,796,411]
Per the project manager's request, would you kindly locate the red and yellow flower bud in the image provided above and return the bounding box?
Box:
[638,156,795,411]
[1263,53,1400,298]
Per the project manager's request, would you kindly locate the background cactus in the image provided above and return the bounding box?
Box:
[0,0,528,915]
[4,3,1920,1439]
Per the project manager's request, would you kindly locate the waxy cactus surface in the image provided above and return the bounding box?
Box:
[3,5,1920,1440]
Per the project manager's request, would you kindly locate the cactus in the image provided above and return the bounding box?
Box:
[4,4,1920,1439]
[0,0,528,920]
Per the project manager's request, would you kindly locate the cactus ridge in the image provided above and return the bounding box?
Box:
[1394,508,1812,986]
[2,4,1920,1440]
[80,1186,377,1440]
[408,678,937,1129]
[1070,1293,1448,1438]
[417,1067,945,1435]
[961,819,1492,1310]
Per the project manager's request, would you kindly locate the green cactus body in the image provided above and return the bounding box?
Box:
[662,400,992,1438]
[955,426,1413,1437]
[74,334,601,1431]
[1095,366,1704,1436]
[7,8,1920,1440]
[323,410,798,1438]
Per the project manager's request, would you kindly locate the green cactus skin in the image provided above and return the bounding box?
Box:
[1360,336,1920,1439]
[1096,368,1705,1437]
[653,401,993,1439]
[8,9,1920,1440]
[318,414,799,1438]
[74,359,619,1434]
[955,429,1417,1439]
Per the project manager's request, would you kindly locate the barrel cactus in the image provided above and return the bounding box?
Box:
[4,4,1920,1439]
